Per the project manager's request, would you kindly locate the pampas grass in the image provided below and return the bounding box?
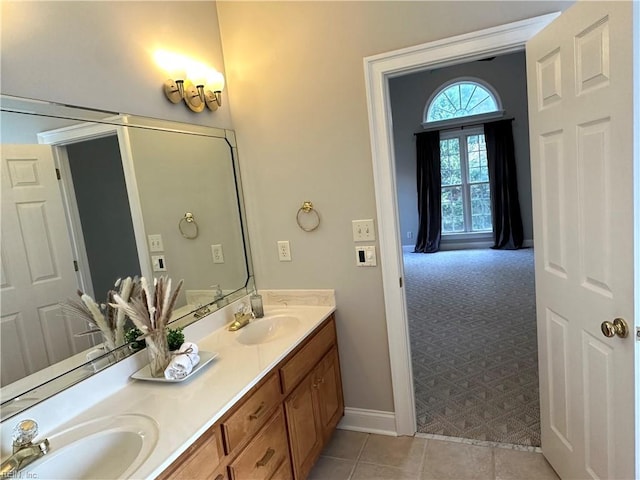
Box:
[112,276,183,338]
[112,276,184,376]
[61,276,141,354]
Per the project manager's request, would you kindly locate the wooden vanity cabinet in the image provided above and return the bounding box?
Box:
[156,423,226,480]
[157,314,342,480]
[281,319,344,480]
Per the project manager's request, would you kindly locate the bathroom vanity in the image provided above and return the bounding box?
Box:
[0,293,342,480]
[158,313,343,480]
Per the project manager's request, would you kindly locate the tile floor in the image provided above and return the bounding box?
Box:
[309,430,559,480]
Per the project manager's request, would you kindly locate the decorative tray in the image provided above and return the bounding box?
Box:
[131,350,218,383]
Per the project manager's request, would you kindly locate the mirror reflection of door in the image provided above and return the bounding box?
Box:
[0,144,93,385]
[64,136,140,299]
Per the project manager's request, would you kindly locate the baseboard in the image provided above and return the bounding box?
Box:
[403,238,534,251]
[337,408,397,436]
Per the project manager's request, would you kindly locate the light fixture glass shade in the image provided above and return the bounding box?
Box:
[154,50,187,79]
[187,64,208,87]
[207,70,225,92]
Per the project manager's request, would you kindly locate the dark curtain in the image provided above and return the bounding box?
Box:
[414,131,441,253]
[484,119,524,249]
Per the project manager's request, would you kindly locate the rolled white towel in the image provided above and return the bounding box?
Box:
[164,342,201,380]
[180,342,199,356]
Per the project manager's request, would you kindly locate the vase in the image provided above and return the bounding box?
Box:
[145,330,170,377]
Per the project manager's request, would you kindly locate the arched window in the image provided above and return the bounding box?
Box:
[425,79,501,123]
[422,79,502,235]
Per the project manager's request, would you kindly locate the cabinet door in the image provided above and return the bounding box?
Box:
[315,346,344,440]
[284,372,323,480]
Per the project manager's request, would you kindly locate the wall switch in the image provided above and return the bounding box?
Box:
[352,219,376,242]
[148,234,164,252]
[152,255,167,272]
[211,244,225,264]
[355,246,377,266]
[277,240,292,261]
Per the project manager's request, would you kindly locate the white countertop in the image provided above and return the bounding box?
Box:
[5,295,335,479]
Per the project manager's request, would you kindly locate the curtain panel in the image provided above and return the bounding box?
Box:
[414,131,442,253]
[484,119,524,249]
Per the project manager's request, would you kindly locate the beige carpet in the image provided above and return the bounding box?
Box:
[404,248,540,447]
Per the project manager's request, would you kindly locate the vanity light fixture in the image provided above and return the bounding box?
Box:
[155,50,225,113]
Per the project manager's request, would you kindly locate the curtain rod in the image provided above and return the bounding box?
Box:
[415,117,514,135]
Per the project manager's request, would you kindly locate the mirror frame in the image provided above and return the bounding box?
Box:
[0,94,254,421]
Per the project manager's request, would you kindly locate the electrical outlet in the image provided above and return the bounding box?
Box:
[407,231,413,239]
[211,244,224,264]
[148,234,164,252]
[352,219,376,242]
[151,255,167,272]
[277,240,291,261]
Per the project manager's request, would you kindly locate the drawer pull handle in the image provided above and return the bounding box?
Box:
[249,401,266,420]
[214,475,224,480]
[256,447,275,468]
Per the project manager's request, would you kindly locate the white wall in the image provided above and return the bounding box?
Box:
[1,0,574,418]
[0,1,231,129]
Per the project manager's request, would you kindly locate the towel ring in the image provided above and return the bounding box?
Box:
[179,212,199,239]
[296,201,320,232]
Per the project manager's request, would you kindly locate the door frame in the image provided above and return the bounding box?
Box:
[37,122,152,296]
[363,13,561,436]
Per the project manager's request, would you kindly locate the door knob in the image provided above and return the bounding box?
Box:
[600,318,629,338]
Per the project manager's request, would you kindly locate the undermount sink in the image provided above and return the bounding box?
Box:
[236,314,300,345]
[23,414,158,480]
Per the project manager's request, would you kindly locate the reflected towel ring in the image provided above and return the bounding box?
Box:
[179,212,199,239]
[296,201,320,232]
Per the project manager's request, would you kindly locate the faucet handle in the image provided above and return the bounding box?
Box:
[12,419,38,447]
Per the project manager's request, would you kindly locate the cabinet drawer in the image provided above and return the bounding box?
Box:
[222,373,281,454]
[159,424,224,480]
[229,407,289,480]
[271,456,293,480]
[280,317,335,394]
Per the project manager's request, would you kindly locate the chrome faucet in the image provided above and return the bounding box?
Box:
[0,419,49,476]
[228,303,254,331]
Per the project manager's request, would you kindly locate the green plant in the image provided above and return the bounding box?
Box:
[125,327,145,351]
[125,325,185,352]
[167,327,185,351]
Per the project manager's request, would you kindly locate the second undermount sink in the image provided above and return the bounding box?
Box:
[236,314,300,345]
[23,414,158,480]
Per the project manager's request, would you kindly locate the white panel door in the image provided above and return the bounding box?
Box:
[527,2,636,479]
[0,145,90,385]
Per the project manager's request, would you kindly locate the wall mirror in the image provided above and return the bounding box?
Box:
[0,94,253,421]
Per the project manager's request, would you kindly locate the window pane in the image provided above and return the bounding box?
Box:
[470,183,492,231]
[440,139,461,186]
[441,186,464,233]
[467,134,489,183]
[426,82,499,122]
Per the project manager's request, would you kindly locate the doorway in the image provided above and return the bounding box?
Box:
[388,52,539,446]
[65,135,140,298]
[363,12,559,436]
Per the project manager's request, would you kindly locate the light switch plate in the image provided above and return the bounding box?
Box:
[352,219,375,242]
[148,234,164,252]
[151,255,167,272]
[355,245,377,266]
